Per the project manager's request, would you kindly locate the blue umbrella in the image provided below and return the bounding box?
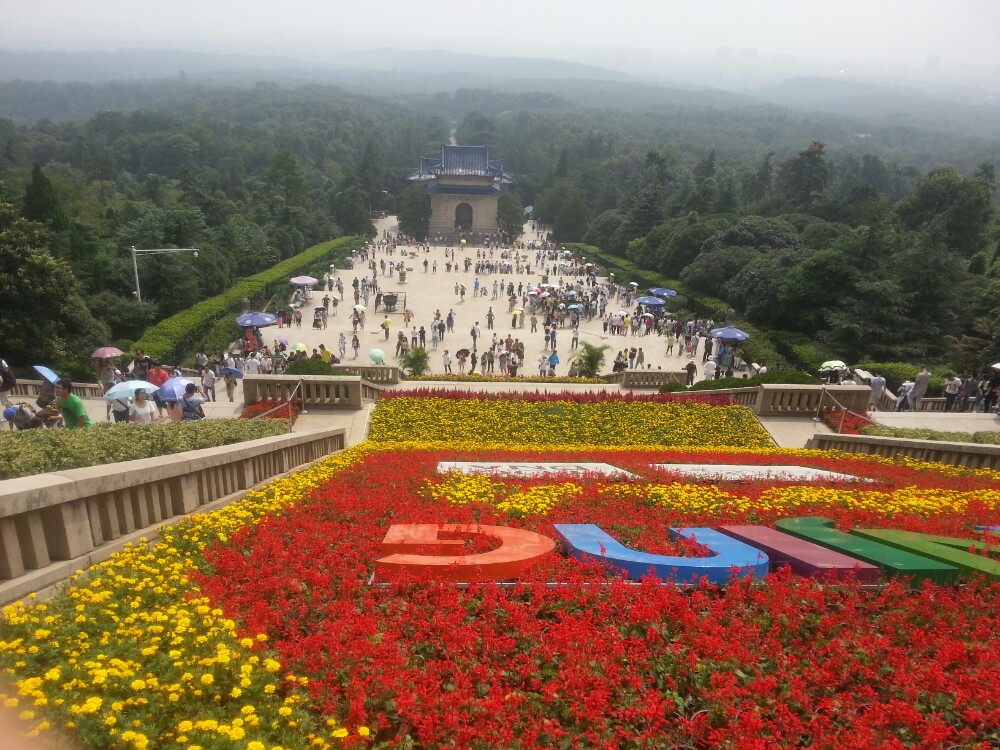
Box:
[33,365,60,384]
[710,326,751,341]
[159,377,194,401]
[635,296,666,306]
[223,367,244,379]
[235,312,277,328]
[104,380,159,400]
[650,287,678,298]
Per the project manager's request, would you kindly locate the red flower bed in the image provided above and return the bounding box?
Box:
[384,388,730,405]
[820,407,874,434]
[240,399,301,422]
[197,448,1000,748]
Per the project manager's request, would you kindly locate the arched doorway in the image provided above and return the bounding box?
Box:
[455,203,473,231]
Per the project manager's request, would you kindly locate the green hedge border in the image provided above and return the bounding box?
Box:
[134,236,365,364]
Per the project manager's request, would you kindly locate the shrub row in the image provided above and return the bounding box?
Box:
[0,419,289,479]
[563,243,787,369]
[769,330,843,373]
[659,370,821,392]
[133,236,364,364]
[861,425,1000,445]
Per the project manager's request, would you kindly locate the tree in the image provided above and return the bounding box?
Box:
[497,193,525,244]
[0,198,110,375]
[776,141,828,206]
[741,151,774,205]
[778,250,859,332]
[553,191,589,242]
[22,164,69,232]
[571,343,610,378]
[896,167,993,256]
[680,246,757,296]
[397,184,431,238]
[267,149,307,210]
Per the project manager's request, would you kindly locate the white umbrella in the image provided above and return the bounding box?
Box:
[104,381,158,400]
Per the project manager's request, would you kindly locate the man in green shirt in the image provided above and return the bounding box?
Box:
[56,379,91,428]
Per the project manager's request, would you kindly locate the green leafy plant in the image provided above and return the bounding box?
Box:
[399,346,431,377]
[570,342,611,378]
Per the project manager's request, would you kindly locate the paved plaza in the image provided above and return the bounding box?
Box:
[281,216,695,381]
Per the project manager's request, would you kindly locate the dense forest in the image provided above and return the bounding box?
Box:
[2,77,998,375]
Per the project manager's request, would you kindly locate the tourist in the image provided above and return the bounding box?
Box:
[223,371,238,403]
[179,383,206,421]
[129,388,158,424]
[442,350,452,374]
[352,334,361,359]
[685,359,698,387]
[869,372,886,410]
[943,373,962,411]
[909,365,931,411]
[201,365,217,402]
[55,379,91,429]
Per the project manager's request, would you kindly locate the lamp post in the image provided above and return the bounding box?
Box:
[130,246,199,303]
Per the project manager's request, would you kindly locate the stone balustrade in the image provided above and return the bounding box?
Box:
[0,428,346,601]
[10,379,105,400]
[242,374,385,408]
[693,385,871,417]
[329,364,400,384]
[805,433,1000,471]
[604,370,687,388]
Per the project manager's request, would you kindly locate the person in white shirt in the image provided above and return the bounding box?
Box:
[201,367,217,401]
[245,354,260,375]
[129,389,158,424]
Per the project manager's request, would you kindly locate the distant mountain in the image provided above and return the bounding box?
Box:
[0,47,632,85]
[0,48,305,82]
[753,76,1000,140]
[323,47,633,82]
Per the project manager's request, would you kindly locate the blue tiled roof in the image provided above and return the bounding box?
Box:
[410,144,514,184]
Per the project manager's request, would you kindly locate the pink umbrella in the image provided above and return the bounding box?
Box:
[92,346,124,359]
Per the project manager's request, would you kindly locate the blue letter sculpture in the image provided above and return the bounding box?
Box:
[554,524,768,584]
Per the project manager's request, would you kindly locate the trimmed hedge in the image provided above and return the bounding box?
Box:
[134,236,364,364]
[659,369,821,393]
[860,425,1000,445]
[769,330,842,373]
[0,419,289,480]
[284,358,336,375]
[563,243,787,369]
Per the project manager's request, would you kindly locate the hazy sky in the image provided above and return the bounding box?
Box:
[2,0,998,71]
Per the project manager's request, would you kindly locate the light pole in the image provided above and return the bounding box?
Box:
[130,246,199,303]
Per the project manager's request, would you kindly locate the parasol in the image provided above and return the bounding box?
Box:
[709,326,750,342]
[91,346,124,359]
[235,312,277,328]
[33,365,60,384]
[290,275,317,286]
[104,381,158,400]
[369,349,386,364]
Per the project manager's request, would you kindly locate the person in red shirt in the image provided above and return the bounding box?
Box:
[145,361,169,417]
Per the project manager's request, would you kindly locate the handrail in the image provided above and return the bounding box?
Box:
[815,388,878,434]
[248,379,305,427]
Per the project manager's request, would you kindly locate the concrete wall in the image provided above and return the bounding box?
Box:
[0,428,346,601]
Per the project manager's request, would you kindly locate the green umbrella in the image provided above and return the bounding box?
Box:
[818,360,848,371]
